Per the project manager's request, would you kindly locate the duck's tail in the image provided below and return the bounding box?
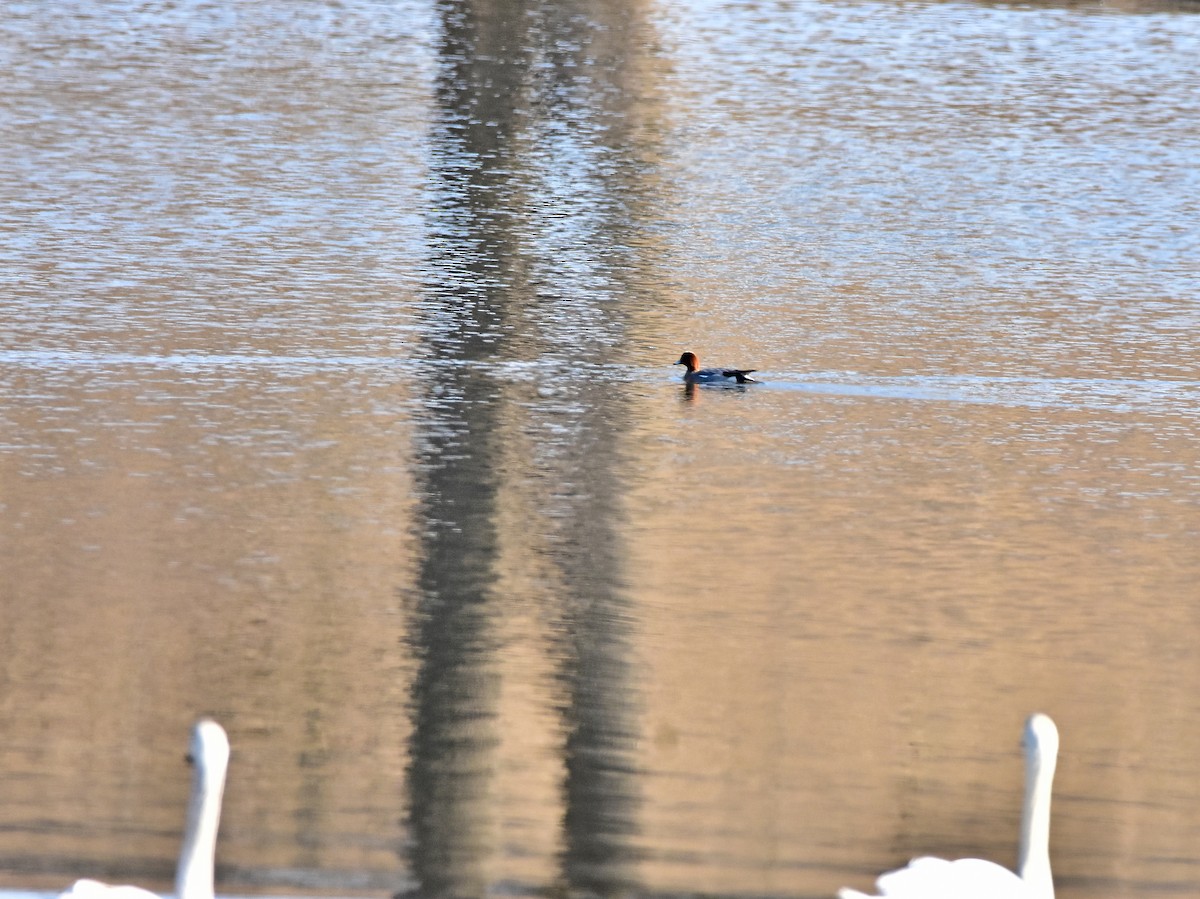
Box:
[724,369,758,384]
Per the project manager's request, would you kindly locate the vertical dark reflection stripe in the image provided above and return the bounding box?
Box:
[405,0,659,895]
[553,411,641,899]
[404,1,530,897]
[525,7,655,895]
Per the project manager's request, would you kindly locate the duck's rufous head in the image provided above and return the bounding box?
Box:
[675,352,698,372]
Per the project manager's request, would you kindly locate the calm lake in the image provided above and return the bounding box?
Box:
[2,0,1199,898]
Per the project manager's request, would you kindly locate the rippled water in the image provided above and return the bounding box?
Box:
[2,1,1199,898]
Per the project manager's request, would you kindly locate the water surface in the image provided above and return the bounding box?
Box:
[2,1,1199,898]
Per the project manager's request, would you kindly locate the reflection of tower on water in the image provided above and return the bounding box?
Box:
[402,0,654,894]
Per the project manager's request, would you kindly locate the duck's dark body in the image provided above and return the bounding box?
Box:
[675,351,758,384]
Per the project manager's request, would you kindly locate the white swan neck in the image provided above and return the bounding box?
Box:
[175,723,229,899]
[1017,716,1058,899]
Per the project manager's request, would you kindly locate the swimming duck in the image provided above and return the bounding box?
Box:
[674,351,758,384]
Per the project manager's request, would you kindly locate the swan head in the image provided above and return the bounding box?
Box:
[188,718,230,776]
[1023,713,1059,762]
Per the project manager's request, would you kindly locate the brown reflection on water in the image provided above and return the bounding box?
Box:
[0,366,419,889]
[630,388,1200,898]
